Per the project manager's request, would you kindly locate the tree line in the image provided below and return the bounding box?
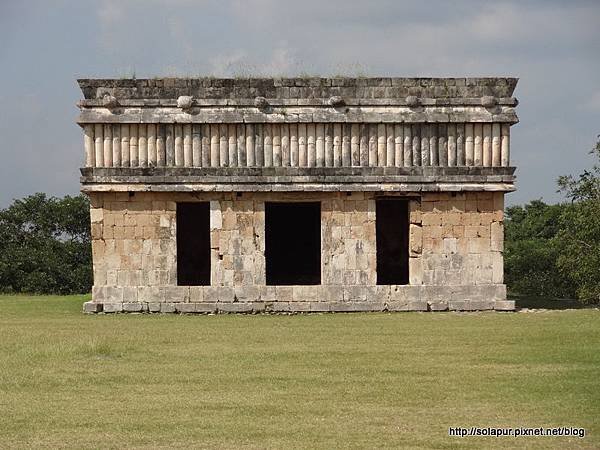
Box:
[1,137,598,304]
[505,136,600,304]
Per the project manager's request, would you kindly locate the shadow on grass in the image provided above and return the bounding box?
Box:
[512,295,595,310]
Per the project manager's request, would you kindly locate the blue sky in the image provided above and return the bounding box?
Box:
[1,0,599,207]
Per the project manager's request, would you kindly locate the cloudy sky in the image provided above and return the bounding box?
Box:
[1,0,599,207]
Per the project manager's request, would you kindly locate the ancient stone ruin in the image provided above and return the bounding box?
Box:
[78,77,519,313]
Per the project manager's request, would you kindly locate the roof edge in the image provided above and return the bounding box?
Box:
[77,77,519,100]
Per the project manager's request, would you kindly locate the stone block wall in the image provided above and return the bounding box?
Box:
[85,190,511,313]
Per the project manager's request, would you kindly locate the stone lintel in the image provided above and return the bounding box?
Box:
[80,167,516,193]
[81,167,516,177]
[81,182,515,193]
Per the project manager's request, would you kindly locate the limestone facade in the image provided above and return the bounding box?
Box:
[87,190,509,313]
[78,77,519,313]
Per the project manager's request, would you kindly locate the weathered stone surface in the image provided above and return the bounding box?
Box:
[327,302,371,312]
[196,303,218,313]
[162,286,187,303]
[123,302,143,312]
[160,303,177,313]
[234,286,261,302]
[218,287,235,303]
[293,286,320,302]
[427,300,449,311]
[449,300,495,311]
[271,302,291,312]
[148,302,161,313]
[387,301,428,311]
[189,286,204,302]
[371,286,390,303]
[177,95,194,109]
[495,300,516,311]
[80,76,514,315]
[390,285,422,302]
[101,94,118,108]
[309,302,330,312]
[138,287,162,303]
[254,96,269,108]
[203,286,220,303]
[328,96,345,107]
[289,302,311,312]
[80,121,518,174]
[79,78,519,103]
[103,302,123,313]
[176,303,197,313]
[218,303,254,313]
[343,286,367,302]
[122,287,138,302]
[78,79,518,180]
[83,301,102,313]
[405,95,420,107]
[88,191,507,313]
[481,96,497,107]
[104,286,123,303]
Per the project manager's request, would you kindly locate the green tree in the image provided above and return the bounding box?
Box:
[555,136,600,304]
[504,200,575,299]
[504,135,600,304]
[0,193,92,294]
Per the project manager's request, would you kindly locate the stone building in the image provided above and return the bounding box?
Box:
[78,77,518,313]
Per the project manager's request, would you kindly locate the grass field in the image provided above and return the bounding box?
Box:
[1,295,599,449]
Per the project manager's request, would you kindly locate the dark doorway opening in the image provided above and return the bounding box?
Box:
[177,202,210,286]
[266,202,321,285]
[376,198,409,285]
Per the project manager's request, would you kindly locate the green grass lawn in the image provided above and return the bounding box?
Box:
[0,295,598,449]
